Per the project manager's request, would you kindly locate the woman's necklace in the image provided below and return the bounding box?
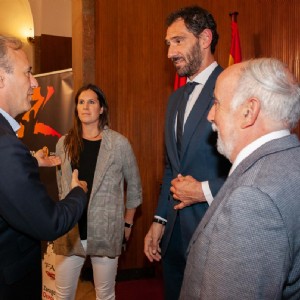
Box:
[91,131,101,139]
[83,131,101,140]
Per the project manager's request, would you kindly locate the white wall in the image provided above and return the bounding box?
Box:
[0,0,35,64]
[0,0,71,69]
[28,0,72,37]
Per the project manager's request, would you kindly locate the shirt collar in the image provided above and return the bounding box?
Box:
[0,108,21,133]
[229,129,291,175]
[187,61,218,85]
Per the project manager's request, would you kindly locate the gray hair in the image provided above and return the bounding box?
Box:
[0,35,23,74]
[231,58,300,129]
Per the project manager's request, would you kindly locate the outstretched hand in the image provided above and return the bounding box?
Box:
[71,169,88,193]
[34,146,61,167]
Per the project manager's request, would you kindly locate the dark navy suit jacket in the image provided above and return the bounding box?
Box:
[156,65,231,255]
[0,114,87,285]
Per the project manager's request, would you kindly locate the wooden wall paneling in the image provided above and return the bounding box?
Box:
[72,0,83,91]
[192,0,300,137]
[33,36,41,74]
[80,0,300,271]
[72,0,95,93]
[39,34,72,73]
[95,0,170,271]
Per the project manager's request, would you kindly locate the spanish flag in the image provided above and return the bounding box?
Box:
[228,12,242,66]
[174,73,187,90]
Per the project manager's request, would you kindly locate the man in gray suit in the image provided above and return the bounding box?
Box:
[179,58,300,299]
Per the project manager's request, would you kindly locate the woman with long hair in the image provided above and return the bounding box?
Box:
[54,83,142,300]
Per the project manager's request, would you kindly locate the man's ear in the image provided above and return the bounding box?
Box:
[199,29,213,50]
[241,98,260,129]
[0,71,5,88]
[0,67,7,89]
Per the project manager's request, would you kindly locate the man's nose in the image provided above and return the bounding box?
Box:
[30,74,38,88]
[207,105,215,123]
[167,44,177,59]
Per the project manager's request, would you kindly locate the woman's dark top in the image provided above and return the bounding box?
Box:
[72,138,101,240]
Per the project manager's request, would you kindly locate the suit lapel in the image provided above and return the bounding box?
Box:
[89,129,112,201]
[165,66,222,172]
[181,66,222,159]
[58,137,73,186]
[165,90,183,171]
[0,114,17,136]
[189,134,300,249]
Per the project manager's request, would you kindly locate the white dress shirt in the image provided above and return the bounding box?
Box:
[154,64,220,222]
[229,130,291,176]
[0,108,20,133]
[175,62,218,206]
[184,61,218,125]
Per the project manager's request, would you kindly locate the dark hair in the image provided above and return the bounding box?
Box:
[166,6,219,54]
[0,35,23,73]
[64,83,110,167]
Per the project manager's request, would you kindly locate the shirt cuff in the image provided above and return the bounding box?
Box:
[202,181,214,205]
[154,215,167,223]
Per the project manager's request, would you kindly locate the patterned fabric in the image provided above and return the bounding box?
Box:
[53,128,142,257]
[180,134,300,300]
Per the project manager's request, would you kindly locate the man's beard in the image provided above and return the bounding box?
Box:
[212,123,235,162]
[174,42,203,77]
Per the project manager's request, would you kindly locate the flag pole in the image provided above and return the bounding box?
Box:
[228,11,242,66]
[229,12,239,22]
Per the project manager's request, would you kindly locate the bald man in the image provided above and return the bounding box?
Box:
[179,58,300,299]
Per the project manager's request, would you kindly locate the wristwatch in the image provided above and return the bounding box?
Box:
[124,222,133,228]
[153,217,167,226]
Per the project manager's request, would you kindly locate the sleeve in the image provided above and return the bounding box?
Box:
[208,175,229,197]
[202,181,213,204]
[155,154,173,219]
[0,134,87,241]
[121,138,142,208]
[55,137,64,200]
[200,186,289,299]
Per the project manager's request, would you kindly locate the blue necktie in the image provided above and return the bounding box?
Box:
[176,82,198,159]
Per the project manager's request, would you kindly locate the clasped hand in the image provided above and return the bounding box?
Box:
[34,147,88,193]
[170,174,205,210]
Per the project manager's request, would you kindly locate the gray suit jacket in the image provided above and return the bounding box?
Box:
[54,128,142,257]
[180,134,300,300]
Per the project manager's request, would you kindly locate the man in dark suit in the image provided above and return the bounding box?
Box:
[0,35,87,300]
[144,6,230,299]
[180,58,300,299]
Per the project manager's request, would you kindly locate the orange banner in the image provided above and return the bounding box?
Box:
[17,68,74,200]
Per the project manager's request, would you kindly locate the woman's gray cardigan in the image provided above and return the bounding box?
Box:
[53,128,142,257]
